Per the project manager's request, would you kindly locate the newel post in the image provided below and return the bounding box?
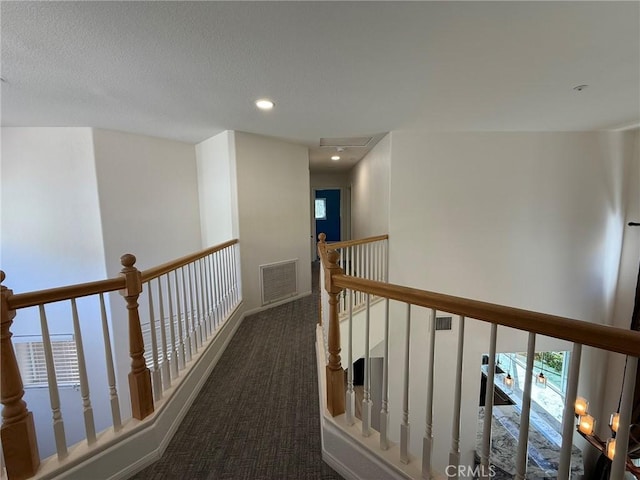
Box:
[319,237,346,417]
[1,271,40,479]
[119,255,154,420]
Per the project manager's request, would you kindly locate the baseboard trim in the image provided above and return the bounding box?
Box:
[243,290,312,317]
[34,303,246,480]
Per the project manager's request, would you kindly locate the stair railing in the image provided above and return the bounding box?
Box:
[0,239,240,479]
[317,234,640,479]
[319,233,388,315]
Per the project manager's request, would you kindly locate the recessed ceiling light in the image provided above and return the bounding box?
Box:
[573,84,589,92]
[255,99,275,110]
[331,155,340,161]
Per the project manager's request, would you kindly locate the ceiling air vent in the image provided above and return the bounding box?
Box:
[319,136,373,148]
[260,259,298,306]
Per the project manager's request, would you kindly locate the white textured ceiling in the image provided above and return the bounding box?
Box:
[2,1,639,172]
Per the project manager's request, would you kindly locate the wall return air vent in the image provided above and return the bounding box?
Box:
[260,259,298,306]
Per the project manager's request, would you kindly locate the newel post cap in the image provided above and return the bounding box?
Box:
[119,254,142,297]
[1,270,15,324]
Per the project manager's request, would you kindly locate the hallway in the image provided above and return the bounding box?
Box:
[132,263,342,479]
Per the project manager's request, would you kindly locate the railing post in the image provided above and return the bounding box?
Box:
[1,271,40,480]
[119,255,154,420]
[318,234,346,416]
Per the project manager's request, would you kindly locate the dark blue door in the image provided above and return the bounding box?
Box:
[315,189,341,243]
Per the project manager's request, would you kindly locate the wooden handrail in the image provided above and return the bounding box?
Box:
[332,274,640,357]
[327,234,388,250]
[1,238,240,478]
[141,239,238,282]
[8,278,125,310]
[5,240,239,311]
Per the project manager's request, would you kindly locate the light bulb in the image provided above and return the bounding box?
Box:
[504,373,513,388]
[606,438,616,460]
[578,415,595,435]
[537,372,547,386]
[575,396,588,416]
[255,99,275,110]
[609,412,620,433]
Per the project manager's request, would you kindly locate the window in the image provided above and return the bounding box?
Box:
[315,198,327,220]
[14,335,80,387]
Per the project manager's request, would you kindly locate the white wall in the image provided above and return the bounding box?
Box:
[0,127,112,458]
[196,130,238,247]
[234,131,311,312]
[600,128,640,444]
[350,134,390,239]
[381,131,634,472]
[92,129,202,274]
[92,128,203,420]
[1,128,107,294]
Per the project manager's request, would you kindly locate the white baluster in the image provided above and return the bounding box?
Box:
[178,268,190,365]
[380,299,390,450]
[384,240,389,282]
[213,251,222,328]
[230,245,237,306]
[39,305,68,459]
[166,274,180,378]
[515,333,537,480]
[70,299,96,444]
[204,257,213,336]
[362,294,373,437]
[365,243,370,280]
[558,343,582,478]
[99,294,122,431]
[480,323,498,474]
[181,267,193,362]
[212,252,220,328]
[188,264,201,351]
[197,259,207,341]
[422,308,436,478]
[448,315,465,478]
[156,278,170,390]
[345,289,355,426]
[376,241,381,281]
[221,249,228,317]
[146,283,162,401]
[199,259,207,340]
[611,355,639,479]
[400,303,411,464]
[194,261,205,344]
[220,250,231,319]
[230,245,238,306]
[225,247,232,313]
[205,254,215,332]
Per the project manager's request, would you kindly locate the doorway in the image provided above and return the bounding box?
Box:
[314,189,341,244]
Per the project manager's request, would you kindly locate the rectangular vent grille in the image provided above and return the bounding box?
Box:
[319,136,373,147]
[435,316,453,331]
[260,259,298,306]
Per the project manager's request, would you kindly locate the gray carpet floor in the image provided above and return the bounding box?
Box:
[131,263,342,479]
